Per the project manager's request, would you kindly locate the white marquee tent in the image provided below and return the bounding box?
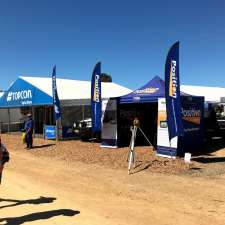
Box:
[20,76,132,106]
[0,76,132,133]
[181,85,225,102]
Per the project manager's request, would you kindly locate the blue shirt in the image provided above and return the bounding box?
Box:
[25,118,34,133]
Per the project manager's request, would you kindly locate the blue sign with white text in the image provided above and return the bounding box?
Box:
[177,96,204,155]
[44,125,56,139]
[0,78,52,108]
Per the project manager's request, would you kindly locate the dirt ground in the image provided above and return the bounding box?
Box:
[1,133,225,225]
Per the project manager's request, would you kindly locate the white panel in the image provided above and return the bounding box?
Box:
[157,98,177,148]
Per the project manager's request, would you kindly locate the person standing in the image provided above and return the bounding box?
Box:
[0,137,9,185]
[24,113,34,149]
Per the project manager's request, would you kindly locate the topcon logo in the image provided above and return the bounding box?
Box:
[93,75,100,102]
[169,60,178,98]
[6,90,32,102]
[6,92,13,101]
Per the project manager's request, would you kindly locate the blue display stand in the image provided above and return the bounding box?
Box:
[44,125,56,139]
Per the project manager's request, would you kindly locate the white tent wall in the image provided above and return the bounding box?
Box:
[61,99,91,128]
[181,85,225,102]
[61,99,90,107]
[61,105,91,127]
[0,108,24,132]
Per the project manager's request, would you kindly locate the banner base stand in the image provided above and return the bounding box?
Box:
[100,145,118,148]
[156,153,176,159]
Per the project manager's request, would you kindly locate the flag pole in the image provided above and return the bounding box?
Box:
[91,62,102,141]
[56,119,58,141]
[164,41,184,157]
[52,65,62,142]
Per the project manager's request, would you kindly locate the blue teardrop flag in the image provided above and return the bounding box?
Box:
[91,62,102,133]
[165,42,184,140]
[52,65,61,121]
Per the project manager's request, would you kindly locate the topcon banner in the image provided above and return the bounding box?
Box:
[0,77,52,108]
[7,89,32,105]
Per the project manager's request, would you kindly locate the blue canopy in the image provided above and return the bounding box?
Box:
[119,76,189,104]
[0,77,52,108]
[119,76,166,104]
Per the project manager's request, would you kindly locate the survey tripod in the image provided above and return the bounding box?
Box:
[127,118,153,174]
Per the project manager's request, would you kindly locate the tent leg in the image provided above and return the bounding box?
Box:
[82,103,85,121]
[56,119,59,141]
[32,107,35,138]
[7,108,10,133]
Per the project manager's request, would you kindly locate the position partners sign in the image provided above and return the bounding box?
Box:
[91,62,102,133]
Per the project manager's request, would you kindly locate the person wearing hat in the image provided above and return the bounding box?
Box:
[24,113,34,149]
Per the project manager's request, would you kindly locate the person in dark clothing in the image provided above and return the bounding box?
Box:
[24,113,34,149]
[0,137,9,185]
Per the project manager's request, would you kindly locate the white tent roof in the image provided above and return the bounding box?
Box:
[181,85,225,102]
[5,76,225,103]
[21,76,132,100]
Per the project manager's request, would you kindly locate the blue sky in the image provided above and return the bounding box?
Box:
[0,0,224,91]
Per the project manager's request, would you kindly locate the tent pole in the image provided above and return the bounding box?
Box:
[44,106,46,125]
[7,108,10,133]
[82,100,85,121]
[43,106,46,138]
[32,107,35,138]
[56,119,59,141]
[50,106,53,125]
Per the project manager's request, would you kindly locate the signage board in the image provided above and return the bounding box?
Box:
[44,125,56,139]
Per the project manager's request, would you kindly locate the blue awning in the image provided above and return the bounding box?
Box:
[119,76,190,104]
[0,77,52,108]
[119,76,166,104]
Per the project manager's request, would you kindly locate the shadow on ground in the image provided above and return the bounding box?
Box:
[205,138,225,153]
[31,144,55,149]
[190,137,225,164]
[0,209,80,225]
[0,196,56,210]
[131,161,152,174]
[191,137,225,157]
[192,156,225,164]
[131,159,170,174]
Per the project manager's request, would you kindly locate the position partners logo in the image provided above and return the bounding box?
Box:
[169,60,178,98]
[181,108,201,125]
[93,74,100,102]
